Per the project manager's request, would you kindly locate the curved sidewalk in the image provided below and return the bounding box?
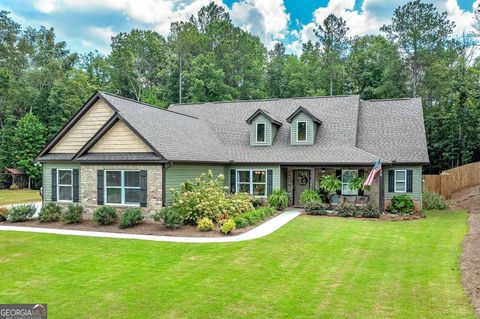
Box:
[0,210,301,243]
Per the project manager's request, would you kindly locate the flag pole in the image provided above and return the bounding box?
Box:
[379,167,385,214]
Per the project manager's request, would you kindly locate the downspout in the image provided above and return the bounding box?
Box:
[162,162,172,207]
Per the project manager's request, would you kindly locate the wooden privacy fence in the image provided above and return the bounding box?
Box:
[424,162,480,199]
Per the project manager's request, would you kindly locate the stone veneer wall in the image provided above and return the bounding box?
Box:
[80,164,163,216]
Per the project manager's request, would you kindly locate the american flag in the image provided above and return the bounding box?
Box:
[364,159,382,187]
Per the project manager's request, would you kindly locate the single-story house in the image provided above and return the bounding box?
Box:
[36,92,429,214]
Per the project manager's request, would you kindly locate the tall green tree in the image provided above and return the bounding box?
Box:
[13,113,46,188]
[381,0,455,98]
[314,14,349,96]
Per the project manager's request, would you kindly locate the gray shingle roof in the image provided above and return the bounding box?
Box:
[76,93,428,165]
[37,153,75,161]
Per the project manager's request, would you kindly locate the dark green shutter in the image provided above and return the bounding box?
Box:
[358,169,364,196]
[97,170,104,205]
[336,170,342,195]
[72,169,79,202]
[140,170,147,207]
[267,169,273,195]
[406,170,413,193]
[388,170,394,193]
[51,169,57,202]
[230,169,236,193]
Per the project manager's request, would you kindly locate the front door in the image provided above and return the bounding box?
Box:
[294,170,310,206]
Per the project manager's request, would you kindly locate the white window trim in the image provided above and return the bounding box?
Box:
[255,122,267,143]
[235,169,268,197]
[394,169,407,193]
[104,170,141,206]
[341,169,358,196]
[296,121,308,142]
[57,169,73,202]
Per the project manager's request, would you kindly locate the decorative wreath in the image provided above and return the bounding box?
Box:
[297,174,309,186]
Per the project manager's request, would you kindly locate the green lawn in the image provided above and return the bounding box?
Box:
[0,211,474,318]
[0,189,41,205]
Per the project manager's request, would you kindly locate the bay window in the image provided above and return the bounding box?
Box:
[236,170,267,196]
[105,170,141,205]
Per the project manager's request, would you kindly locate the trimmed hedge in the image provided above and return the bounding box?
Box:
[39,203,62,222]
[305,201,328,215]
[93,206,117,225]
[7,204,36,222]
[119,208,143,229]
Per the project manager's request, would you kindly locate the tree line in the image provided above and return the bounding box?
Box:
[0,0,479,186]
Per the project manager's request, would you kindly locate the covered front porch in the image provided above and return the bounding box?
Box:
[282,165,382,208]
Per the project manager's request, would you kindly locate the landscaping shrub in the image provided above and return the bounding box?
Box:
[39,203,62,222]
[300,189,321,205]
[0,207,8,222]
[197,217,214,231]
[6,204,36,222]
[305,201,328,215]
[252,197,266,208]
[335,204,357,217]
[170,171,229,224]
[93,206,117,225]
[233,207,277,228]
[9,183,18,190]
[119,208,143,229]
[233,216,249,228]
[63,204,83,224]
[268,189,288,210]
[225,192,254,217]
[153,207,183,229]
[220,219,235,234]
[423,191,447,210]
[358,204,380,218]
[389,194,415,215]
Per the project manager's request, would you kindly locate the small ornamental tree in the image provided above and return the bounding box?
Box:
[14,113,46,188]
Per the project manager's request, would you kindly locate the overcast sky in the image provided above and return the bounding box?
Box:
[1,0,478,55]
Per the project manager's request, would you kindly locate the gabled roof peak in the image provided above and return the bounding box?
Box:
[245,108,283,126]
[286,106,322,125]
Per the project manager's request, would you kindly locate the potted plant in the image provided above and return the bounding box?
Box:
[320,175,342,205]
[349,176,371,204]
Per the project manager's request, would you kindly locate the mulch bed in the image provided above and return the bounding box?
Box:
[449,185,480,317]
[302,211,425,221]
[0,212,281,238]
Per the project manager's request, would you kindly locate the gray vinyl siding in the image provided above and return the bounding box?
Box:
[384,165,423,200]
[290,112,315,145]
[43,163,81,202]
[165,164,225,206]
[250,114,273,146]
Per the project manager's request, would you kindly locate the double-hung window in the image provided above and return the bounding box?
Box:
[57,169,73,202]
[297,121,307,142]
[256,123,266,143]
[236,170,267,196]
[105,170,141,205]
[394,170,407,192]
[341,170,358,195]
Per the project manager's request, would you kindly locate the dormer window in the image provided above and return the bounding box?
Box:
[256,123,266,143]
[297,121,307,142]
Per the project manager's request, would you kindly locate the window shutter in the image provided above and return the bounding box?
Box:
[267,169,273,195]
[230,169,236,193]
[336,170,342,195]
[358,169,364,196]
[72,169,79,203]
[97,170,104,205]
[140,170,148,207]
[388,170,394,193]
[406,170,413,193]
[51,169,57,202]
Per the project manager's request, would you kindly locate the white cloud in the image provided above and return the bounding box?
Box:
[227,0,290,48]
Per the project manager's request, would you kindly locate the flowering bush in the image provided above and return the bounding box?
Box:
[171,170,253,224]
[197,217,214,231]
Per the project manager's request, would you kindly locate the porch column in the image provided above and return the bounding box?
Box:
[379,169,385,213]
[310,168,315,190]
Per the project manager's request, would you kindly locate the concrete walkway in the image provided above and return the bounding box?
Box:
[0,210,301,243]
